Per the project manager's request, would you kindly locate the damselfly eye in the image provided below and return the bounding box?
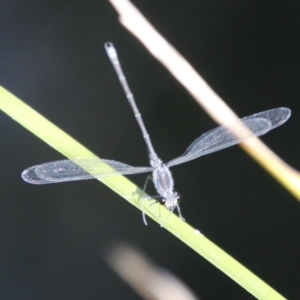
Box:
[158,197,166,205]
[176,193,181,203]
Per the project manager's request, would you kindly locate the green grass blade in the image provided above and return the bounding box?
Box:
[0,86,286,299]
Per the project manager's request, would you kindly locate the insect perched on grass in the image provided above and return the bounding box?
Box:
[22,42,291,224]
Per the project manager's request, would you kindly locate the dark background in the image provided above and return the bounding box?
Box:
[0,0,300,299]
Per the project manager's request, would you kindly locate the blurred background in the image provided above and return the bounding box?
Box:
[0,0,300,299]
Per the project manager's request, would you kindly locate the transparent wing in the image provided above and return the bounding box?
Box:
[167,107,291,167]
[22,158,154,184]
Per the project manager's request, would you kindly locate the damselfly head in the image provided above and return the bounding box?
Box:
[159,192,181,210]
